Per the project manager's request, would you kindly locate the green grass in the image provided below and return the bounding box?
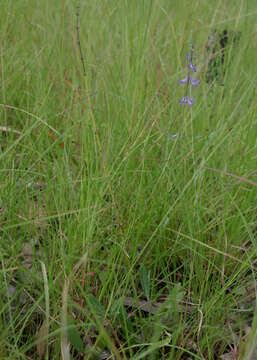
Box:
[0,0,256,359]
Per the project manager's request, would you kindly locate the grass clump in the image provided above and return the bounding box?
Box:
[0,0,256,359]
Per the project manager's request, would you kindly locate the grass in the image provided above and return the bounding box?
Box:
[0,0,256,359]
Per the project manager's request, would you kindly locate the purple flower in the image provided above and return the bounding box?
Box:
[190,77,200,86]
[187,62,197,73]
[179,76,188,84]
[179,96,195,106]
[187,97,195,106]
[179,76,200,87]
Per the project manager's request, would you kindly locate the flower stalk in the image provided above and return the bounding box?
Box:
[179,47,200,106]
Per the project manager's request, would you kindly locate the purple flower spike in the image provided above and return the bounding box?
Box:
[188,62,197,73]
[179,96,195,106]
[178,46,199,106]
[190,77,200,86]
[179,76,188,84]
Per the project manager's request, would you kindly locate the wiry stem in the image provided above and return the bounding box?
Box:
[76,5,86,77]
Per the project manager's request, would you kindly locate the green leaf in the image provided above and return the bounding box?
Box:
[87,294,106,315]
[67,323,84,354]
[139,264,150,301]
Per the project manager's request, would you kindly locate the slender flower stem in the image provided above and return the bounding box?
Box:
[179,47,200,106]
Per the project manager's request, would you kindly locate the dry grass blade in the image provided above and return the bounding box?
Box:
[123,296,165,315]
[0,103,60,135]
[36,319,48,359]
[170,229,242,263]
[39,261,50,360]
[123,296,195,318]
[61,252,89,360]
[220,351,236,360]
[204,166,257,187]
[61,278,70,360]
[241,325,257,360]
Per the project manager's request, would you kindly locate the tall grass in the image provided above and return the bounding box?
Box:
[0,0,256,359]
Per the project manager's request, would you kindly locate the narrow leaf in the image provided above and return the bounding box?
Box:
[67,323,84,354]
[87,294,106,315]
[139,264,150,301]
